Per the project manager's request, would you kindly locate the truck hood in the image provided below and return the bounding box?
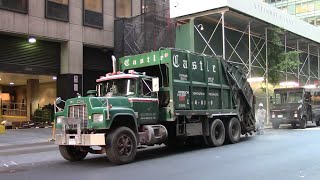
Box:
[67,96,131,108]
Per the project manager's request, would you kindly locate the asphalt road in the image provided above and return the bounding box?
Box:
[1,125,320,180]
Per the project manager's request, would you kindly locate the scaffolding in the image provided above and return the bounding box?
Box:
[171,2,320,125]
[114,0,175,58]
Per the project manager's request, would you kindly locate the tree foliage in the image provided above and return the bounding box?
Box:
[267,29,300,86]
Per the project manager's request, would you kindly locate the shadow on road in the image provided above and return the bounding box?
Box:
[54,136,254,168]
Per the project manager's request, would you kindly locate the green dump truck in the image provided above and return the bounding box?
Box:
[54,49,256,164]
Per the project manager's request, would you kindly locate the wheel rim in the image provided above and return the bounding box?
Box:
[214,124,223,140]
[231,122,240,138]
[117,135,132,157]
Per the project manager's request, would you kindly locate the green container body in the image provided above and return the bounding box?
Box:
[119,49,234,118]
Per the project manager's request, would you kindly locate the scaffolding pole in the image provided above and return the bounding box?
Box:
[285,33,287,81]
[318,47,320,82]
[297,40,300,84]
[222,12,226,60]
[265,28,270,125]
[248,21,252,78]
[308,44,310,84]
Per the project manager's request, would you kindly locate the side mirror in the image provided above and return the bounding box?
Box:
[270,96,273,104]
[152,77,159,92]
[56,97,62,105]
[87,90,97,97]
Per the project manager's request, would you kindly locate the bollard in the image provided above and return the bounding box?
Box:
[0,125,5,134]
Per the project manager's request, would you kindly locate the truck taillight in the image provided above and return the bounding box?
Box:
[294,111,298,118]
[109,104,112,109]
[272,112,275,118]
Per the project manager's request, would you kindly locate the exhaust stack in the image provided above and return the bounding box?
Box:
[112,55,117,73]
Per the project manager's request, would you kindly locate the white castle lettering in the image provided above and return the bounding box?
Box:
[124,53,168,67]
[173,54,216,73]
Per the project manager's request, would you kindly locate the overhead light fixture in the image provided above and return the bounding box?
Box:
[247,77,264,83]
[0,78,1,81]
[9,82,14,85]
[279,81,299,87]
[52,76,57,80]
[28,37,36,43]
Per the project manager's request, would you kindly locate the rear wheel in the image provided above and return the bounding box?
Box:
[316,121,320,126]
[272,123,280,129]
[291,123,297,129]
[299,117,307,129]
[207,119,225,147]
[59,145,88,162]
[225,117,241,144]
[106,127,137,165]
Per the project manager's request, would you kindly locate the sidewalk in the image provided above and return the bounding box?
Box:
[0,128,53,147]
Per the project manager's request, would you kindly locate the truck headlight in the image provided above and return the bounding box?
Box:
[56,116,64,124]
[93,114,104,122]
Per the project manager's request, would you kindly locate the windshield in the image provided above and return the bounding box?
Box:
[98,79,136,96]
[274,91,303,104]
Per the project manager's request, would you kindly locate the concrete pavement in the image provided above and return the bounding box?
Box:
[1,126,320,179]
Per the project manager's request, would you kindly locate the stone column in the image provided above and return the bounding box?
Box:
[27,79,39,121]
[58,41,83,100]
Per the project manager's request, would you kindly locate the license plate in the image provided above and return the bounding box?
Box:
[277,115,283,118]
[69,138,76,145]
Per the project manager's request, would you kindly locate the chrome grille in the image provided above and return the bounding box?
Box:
[68,105,88,128]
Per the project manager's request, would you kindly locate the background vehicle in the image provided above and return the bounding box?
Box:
[271,87,320,129]
[54,49,256,164]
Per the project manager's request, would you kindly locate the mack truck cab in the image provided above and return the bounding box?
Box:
[270,87,320,129]
[54,49,256,165]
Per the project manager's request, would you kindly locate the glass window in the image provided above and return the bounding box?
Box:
[287,92,303,103]
[99,79,136,96]
[140,79,152,97]
[0,0,28,13]
[296,3,308,14]
[45,0,69,21]
[316,16,320,26]
[116,0,132,18]
[287,4,296,15]
[83,0,103,28]
[316,1,320,10]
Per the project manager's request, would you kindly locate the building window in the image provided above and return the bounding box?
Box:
[115,0,132,18]
[45,0,69,22]
[0,0,28,13]
[83,0,103,28]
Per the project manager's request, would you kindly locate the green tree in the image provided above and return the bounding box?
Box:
[267,29,300,86]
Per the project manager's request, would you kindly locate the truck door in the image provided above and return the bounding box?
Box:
[304,91,312,121]
[130,78,159,124]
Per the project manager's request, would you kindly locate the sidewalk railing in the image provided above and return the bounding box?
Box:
[1,102,27,117]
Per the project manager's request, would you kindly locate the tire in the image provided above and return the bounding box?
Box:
[207,119,225,147]
[59,145,88,162]
[272,123,280,129]
[225,117,241,144]
[291,123,297,129]
[299,117,307,129]
[106,127,137,165]
[316,121,320,126]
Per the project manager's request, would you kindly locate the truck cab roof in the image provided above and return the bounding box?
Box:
[96,71,154,83]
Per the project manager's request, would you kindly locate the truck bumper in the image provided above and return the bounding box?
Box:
[271,118,300,124]
[55,133,106,146]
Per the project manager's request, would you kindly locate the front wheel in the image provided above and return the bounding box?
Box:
[106,127,137,165]
[207,119,225,147]
[59,145,88,162]
[291,123,297,129]
[299,117,307,129]
[316,121,320,126]
[272,123,280,129]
